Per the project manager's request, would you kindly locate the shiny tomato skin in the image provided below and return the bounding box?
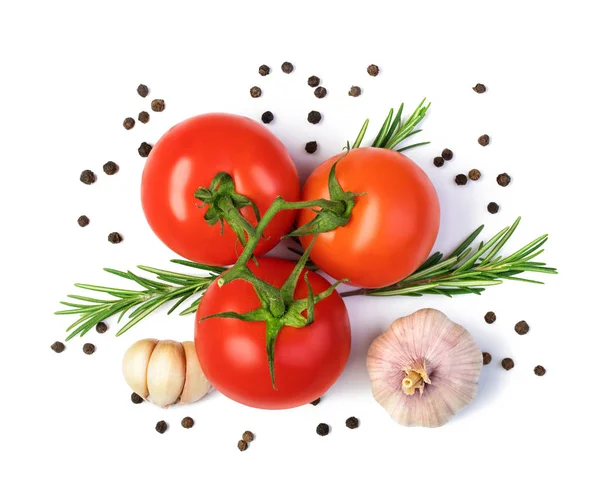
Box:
[298,147,440,288]
[141,113,300,265]
[195,258,351,409]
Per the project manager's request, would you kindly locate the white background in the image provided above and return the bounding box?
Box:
[1,1,598,485]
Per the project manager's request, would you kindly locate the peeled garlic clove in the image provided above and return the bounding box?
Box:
[146,340,186,408]
[122,338,158,399]
[180,341,211,404]
[367,308,482,428]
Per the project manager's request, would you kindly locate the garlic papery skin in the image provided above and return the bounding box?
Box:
[367,309,482,428]
[122,339,211,408]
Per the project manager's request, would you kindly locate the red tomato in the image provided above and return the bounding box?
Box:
[195,258,351,409]
[141,113,300,265]
[298,147,440,288]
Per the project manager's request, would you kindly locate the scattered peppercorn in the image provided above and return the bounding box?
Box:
[348,86,362,97]
[455,174,468,185]
[515,320,530,335]
[484,311,497,324]
[497,173,511,187]
[305,141,318,154]
[478,134,490,146]
[51,341,65,353]
[258,64,270,76]
[131,392,144,404]
[367,64,380,76]
[482,352,492,365]
[108,232,123,244]
[123,117,135,130]
[345,417,359,429]
[155,420,167,434]
[261,111,274,124]
[472,83,486,94]
[468,169,481,181]
[307,110,322,124]
[314,87,327,99]
[77,215,90,227]
[441,148,453,160]
[103,161,118,175]
[534,365,546,376]
[82,343,96,355]
[433,156,445,168]
[181,417,194,429]
[250,86,262,98]
[316,423,330,436]
[281,61,294,74]
[307,75,320,87]
[138,111,150,124]
[237,440,248,451]
[151,99,165,112]
[138,142,152,157]
[242,431,254,442]
[137,84,149,98]
[487,202,500,214]
[310,397,321,406]
[95,322,108,334]
[501,358,515,371]
[80,170,96,185]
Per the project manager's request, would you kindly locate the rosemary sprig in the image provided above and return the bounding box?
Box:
[339,217,557,298]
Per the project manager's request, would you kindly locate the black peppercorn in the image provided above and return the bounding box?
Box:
[441,148,453,160]
[80,170,96,185]
[310,397,321,406]
[131,392,144,404]
[515,320,530,335]
[482,352,492,365]
[82,343,96,355]
[345,417,359,429]
[348,86,362,97]
[314,87,327,99]
[307,111,322,124]
[316,423,330,436]
[151,99,165,112]
[468,169,481,181]
[258,64,270,76]
[472,83,486,94]
[103,161,118,175]
[484,311,496,324]
[433,156,445,168]
[138,142,152,157]
[155,420,168,434]
[123,117,135,130]
[250,86,262,98]
[478,134,490,146]
[367,64,380,76]
[455,174,468,185]
[181,417,194,429]
[305,141,318,154]
[242,431,254,442]
[534,365,546,376]
[108,232,123,244]
[237,440,248,451]
[487,202,500,214]
[137,84,149,98]
[281,61,294,74]
[501,358,515,371]
[308,76,320,87]
[138,111,150,124]
[77,215,90,227]
[95,322,108,334]
[51,341,65,353]
[497,173,511,187]
[261,111,274,124]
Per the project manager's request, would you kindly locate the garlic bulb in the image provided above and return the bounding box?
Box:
[122,339,211,408]
[367,309,482,427]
